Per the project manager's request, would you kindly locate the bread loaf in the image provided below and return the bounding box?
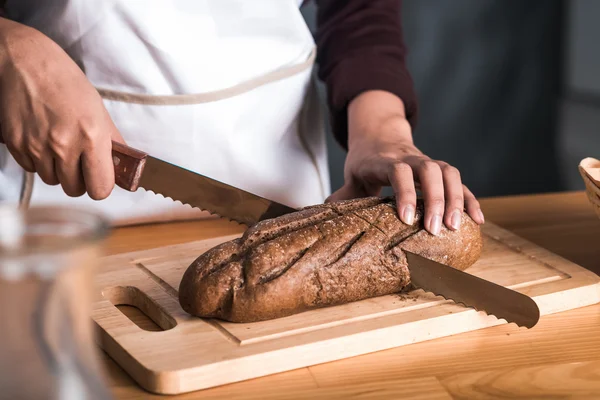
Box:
[179,197,483,323]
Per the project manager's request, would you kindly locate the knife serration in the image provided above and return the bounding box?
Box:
[138,156,298,226]
[405,251,540,328]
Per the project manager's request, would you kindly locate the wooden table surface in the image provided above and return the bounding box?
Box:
[102,191,600,399]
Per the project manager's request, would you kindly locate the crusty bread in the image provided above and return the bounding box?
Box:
[179,197,483,323]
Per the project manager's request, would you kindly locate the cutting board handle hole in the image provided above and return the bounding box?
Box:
[103,286,177,331]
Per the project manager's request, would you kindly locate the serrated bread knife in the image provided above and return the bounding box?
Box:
[111,142,541,328]
[111,141,297,226]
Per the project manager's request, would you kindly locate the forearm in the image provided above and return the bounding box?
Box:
[314,0,418,149]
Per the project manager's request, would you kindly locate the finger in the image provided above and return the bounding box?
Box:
[362,182,382,197]
[81,134,115,200]
[110,126,126,144]
[326,181,370,203]
[1,125,37,172]
[30,149,59,186]
[3,141,36,172]
[55,153,86,197]
[389,162,417,225]
[463,185,485,224]
[440,163,464,231]
[415,159,444,236]
[106,113,126,144]
[13,153,37,173]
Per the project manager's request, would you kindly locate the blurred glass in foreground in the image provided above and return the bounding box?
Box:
[0,205,113,400]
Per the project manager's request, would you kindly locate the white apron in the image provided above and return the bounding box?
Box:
[0,0,330,226]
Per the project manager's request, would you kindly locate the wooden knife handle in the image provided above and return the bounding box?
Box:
[112,141,148,191]
[2,137,147,192]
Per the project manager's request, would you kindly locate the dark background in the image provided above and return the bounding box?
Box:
[302,0,600,199]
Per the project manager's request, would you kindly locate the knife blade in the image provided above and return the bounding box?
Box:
[405,251,540,328]
[111,141,298,225]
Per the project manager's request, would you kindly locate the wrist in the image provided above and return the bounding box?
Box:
[0,18,43,71]
[347,90,414,148]
[0,18,12,71]
[0,17,27,73]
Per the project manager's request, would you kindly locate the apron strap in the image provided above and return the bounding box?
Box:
[97,47,317,105]
[19,171,34,209]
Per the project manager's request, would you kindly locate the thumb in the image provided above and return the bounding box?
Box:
[105,114,126,145]
[110,126,126,145]
[326,182,380,203]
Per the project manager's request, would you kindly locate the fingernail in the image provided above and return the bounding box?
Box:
[402,205,415,225]
[430,214,442,236]
[478,209,485,224]
[451,210,461,230]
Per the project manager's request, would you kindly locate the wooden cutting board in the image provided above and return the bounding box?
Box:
[92,222,600,395]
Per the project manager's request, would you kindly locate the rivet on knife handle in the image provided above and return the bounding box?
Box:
[111,141,148,191]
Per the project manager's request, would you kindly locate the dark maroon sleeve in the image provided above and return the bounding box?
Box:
[314,0,418,149]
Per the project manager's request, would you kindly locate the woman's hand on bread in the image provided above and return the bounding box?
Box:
[327,90,485,236]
